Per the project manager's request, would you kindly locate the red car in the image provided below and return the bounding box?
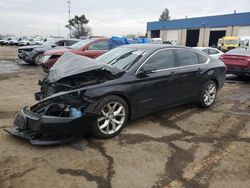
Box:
[219,48,250,77]
[41,38,109,72]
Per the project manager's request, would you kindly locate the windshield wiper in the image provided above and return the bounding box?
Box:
[123,54,143,71]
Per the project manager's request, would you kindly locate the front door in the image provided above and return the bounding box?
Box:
[131,49,180,113]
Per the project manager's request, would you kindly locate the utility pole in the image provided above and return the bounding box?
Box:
[67,0,71,38]
[57,23,60,37]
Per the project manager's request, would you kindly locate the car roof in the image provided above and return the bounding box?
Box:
[119,44,192,51]
[193,47,215,50]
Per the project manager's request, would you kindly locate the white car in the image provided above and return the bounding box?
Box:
[193,47,224,59]
[150,38,163,44]
[3,37,14,45]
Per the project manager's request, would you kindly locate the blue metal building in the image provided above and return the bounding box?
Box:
[147,12,250,47]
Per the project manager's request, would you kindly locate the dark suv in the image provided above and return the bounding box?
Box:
[17,38,80,65]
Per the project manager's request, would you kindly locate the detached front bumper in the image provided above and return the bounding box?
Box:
[5,107,98,145]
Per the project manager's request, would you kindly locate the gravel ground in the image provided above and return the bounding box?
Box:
[0,46,249,188]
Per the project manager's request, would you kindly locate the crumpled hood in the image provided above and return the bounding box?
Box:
[44,48,71,55]
[48,52,123,83]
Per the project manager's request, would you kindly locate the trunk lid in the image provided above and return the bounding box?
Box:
[220,54,250,68]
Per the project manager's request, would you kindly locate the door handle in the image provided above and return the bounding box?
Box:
[170,71,175,75]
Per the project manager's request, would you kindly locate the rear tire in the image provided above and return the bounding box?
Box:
[198,80,217,108]
[90,95,129,139]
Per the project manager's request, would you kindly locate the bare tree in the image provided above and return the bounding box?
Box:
[159,8,171,21]
[66,14,91,38]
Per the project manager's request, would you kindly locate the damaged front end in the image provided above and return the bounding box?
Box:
[5,90,98,145]
[35,52,124,100]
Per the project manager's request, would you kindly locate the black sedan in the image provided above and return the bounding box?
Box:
[6,44,226,145]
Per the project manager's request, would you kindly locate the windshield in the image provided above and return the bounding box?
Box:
[43,39,56,45]
[69,39,92,49]
[224,39,240,45]
[96,47,146,71]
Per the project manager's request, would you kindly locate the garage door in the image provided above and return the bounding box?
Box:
[238,26,250,36]
[166,30,178,45]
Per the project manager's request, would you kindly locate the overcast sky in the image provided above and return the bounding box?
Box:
[0,0,249,37]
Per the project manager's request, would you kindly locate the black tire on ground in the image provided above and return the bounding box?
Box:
[198,80,217,108]
[32,53,43,65]
[90,95,129,139]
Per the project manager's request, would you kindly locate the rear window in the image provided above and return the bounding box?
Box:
[226,49,250,56]
[175,49,208,66]
[175,49,199,66]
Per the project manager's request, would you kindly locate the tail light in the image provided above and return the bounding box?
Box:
[247,59,250,68]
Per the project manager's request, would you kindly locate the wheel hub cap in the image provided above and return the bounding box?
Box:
[97,102,126,135]
[203,83,217,106]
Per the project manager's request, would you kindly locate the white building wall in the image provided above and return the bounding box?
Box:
[165,30,179,45]
[160,29,179,44]
[238,26,250,37]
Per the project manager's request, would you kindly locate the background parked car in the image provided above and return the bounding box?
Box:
[193,47,224,59]
[2,37,14,45]
[219,48,250,77]
[0,38,8,45]
[217,38,222,50]
[18,38,80,65]
[221,36,240,52]
[150,38,163,44]
[9,37,20,46]
[41,38,109,72]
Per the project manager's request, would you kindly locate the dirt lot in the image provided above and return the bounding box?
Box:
[0,46,249,188]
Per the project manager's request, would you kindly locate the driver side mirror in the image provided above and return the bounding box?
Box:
[137,64,157,77]
[51,44,57,48]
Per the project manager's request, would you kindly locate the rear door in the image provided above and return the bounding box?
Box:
[84,40,109,58]
[173,49,209,101]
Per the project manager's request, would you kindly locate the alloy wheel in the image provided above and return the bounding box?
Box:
[34,54,43,65]
[203,83,217,106]
[97,102,126,135]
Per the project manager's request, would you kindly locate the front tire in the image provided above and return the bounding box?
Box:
[33,53,43,65]
[91,95,129,139]
[198,80,217,108]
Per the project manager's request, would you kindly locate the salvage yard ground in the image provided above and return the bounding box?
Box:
[0,46,249,188]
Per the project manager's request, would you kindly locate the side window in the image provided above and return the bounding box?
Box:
[198,53,209,64]
[175,49,199,66]
[143,50,175,70]
[55,40,65,46]
[209,49,219,55]
[66,40,77,46]
[88,41,109,50]
[202,49,210,55]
